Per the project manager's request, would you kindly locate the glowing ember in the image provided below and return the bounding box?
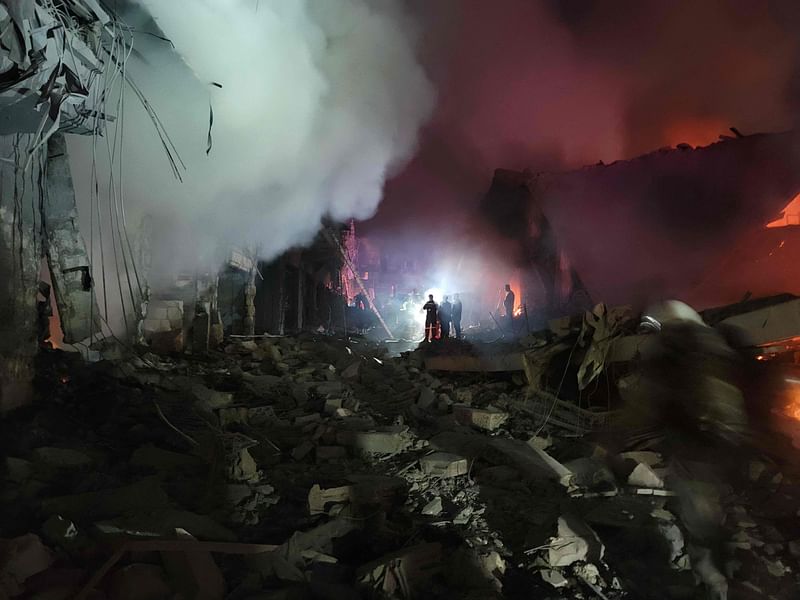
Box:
[784,379,800,421]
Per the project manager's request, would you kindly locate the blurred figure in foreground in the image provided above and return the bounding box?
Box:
[616,300,750,600]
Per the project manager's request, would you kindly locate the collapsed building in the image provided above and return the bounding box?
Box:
[0,4,800,599]
[483,130,800,318]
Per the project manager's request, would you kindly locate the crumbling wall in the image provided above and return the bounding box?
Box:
[44,134,101,343]
[0,135,46,412]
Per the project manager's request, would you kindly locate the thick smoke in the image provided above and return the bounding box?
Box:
[70,0,435,287]
[361,0,800,310]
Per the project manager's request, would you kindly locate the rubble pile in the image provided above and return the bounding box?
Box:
[1,323,800,599]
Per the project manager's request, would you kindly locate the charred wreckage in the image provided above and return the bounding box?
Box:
[2,2,800,600]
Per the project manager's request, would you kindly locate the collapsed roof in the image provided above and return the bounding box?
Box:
[525,130,800,307]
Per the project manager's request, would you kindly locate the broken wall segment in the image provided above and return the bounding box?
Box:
[44,134,102,343]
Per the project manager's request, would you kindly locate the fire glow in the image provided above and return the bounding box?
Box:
[784,378,800,421]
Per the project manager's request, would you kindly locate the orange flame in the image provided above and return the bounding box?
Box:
[784,381,800,421]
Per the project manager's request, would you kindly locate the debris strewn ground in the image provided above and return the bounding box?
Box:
[1,324,799,599]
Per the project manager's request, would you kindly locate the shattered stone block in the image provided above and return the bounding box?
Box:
[421,497,443,516]
[338,426,413,455]
[227,448,259,483]
[308,484,354,515]
[546,515,605,567]
[419,452,469,478]
[453,404,508,431]
[315,382,344,397]
[627,463,664,489]
[541,568,569,588]
[323,398,343,415]
[191,384,234,411]
[357,543,441,597]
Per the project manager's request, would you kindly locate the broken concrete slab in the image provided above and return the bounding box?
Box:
[356,543,442,597]
[308,484,353,516]
[95,510,236,542]
[453,404,508,431]
[541,568,569,588]
[337,425,413,455]
[429,432,569,483]
[419,452,469,478]
[421,497,443,516]
[192,384,234,412]
[627,462,665,489]
[227,448,259,482]
[546,515,605,567]
[250,518,357,582]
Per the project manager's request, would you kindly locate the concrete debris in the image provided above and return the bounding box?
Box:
[453,404,509,431]
[192,383,234,411]
[2,329,799,599]
[422,497,443,515]
[627,462,665,489]
[308,484,353,515]
[338,425,413,455]
[356,542,442,597]
[419,452,469,478]
[541,568,569,588]
[546,515,605,567]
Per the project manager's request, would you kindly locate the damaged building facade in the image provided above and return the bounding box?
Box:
[0,1,115,412]
[485,130,800,320]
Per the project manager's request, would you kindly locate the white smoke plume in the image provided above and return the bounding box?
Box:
[69,0,435,288]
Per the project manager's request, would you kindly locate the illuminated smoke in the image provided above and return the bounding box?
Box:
[69,0,435,286]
